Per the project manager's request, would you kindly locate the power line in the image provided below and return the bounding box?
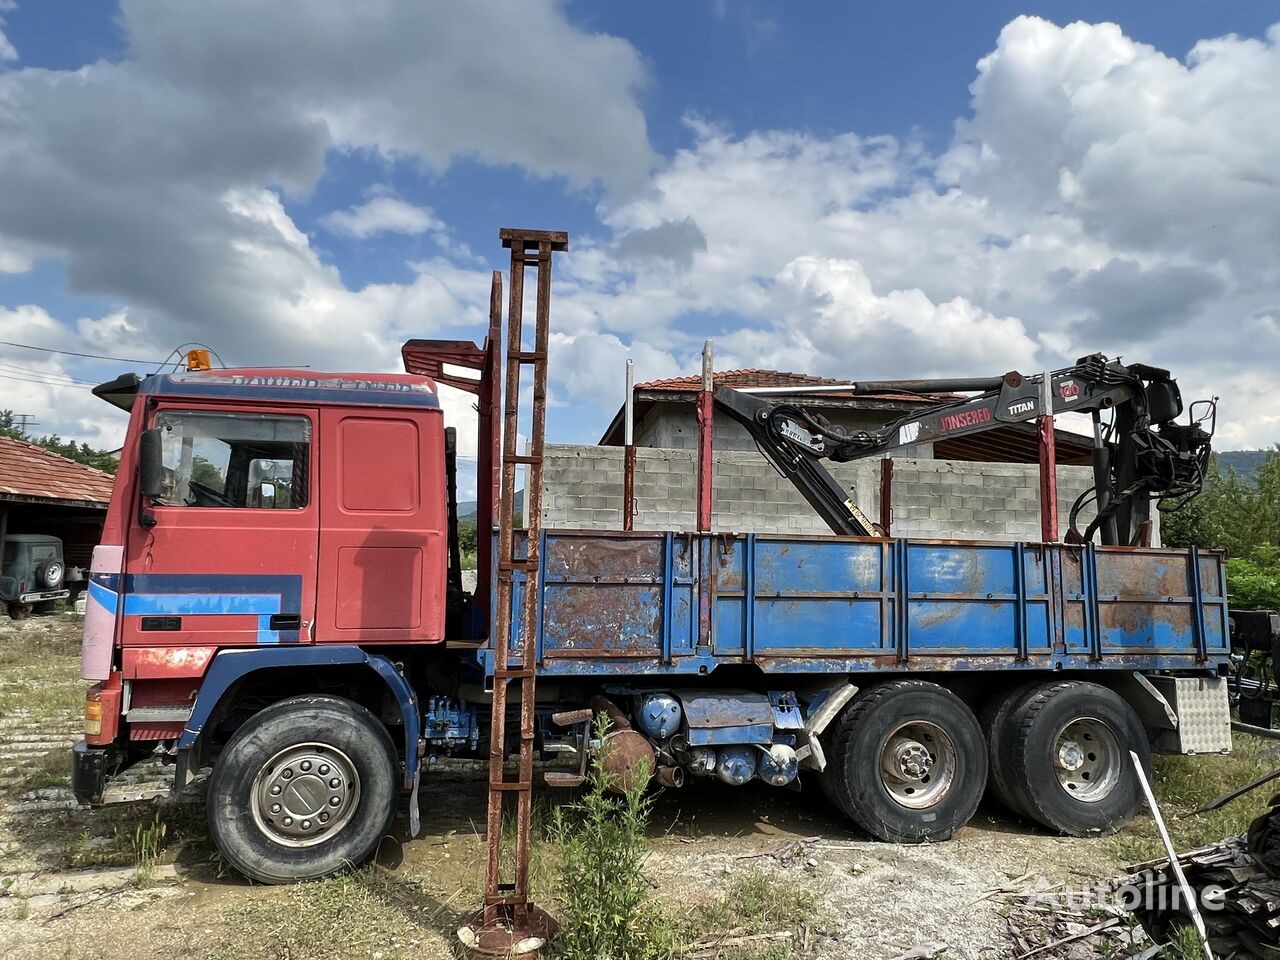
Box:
[0,360,97,385]
[0,338,312,371]
[0,339,173,365]
[0,371,91,390]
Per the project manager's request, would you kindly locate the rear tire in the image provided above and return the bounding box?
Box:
[207,696,400,884]
[999,681,1149,836]
[827,680,987,843]
[979,682,1040,815]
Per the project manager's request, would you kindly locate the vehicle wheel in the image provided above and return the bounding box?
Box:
[37,561,64,590]
[1000,681,1149,836]
[827,680,987,843]
[979,682,1040,814]
[207,696,400,884]
[7,602,31,620]
[815,744,853,820]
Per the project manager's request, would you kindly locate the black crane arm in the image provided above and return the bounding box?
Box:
[715,354,1214,544]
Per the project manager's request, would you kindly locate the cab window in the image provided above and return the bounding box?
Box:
[154,412,310,509]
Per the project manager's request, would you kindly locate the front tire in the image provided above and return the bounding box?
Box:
[207,696,400,883]
[997,681,1149,836]
[827,680,987,843]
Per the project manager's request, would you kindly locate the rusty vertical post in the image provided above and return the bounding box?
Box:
[1038,371,1059,542]
[879,457,893,536]
[623,358,636,531]
[696,340,714,533]
[466,229,566,957]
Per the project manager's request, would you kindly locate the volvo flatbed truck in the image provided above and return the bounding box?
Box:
[72,229,1232,885]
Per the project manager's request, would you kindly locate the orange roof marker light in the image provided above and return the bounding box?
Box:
[186,349,211,371]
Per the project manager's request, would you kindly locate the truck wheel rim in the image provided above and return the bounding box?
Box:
[1053,717,1121,803]
[879,721,956,810]
[250,743,361,848]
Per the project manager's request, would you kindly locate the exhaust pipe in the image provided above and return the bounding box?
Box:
[655,765,685,788]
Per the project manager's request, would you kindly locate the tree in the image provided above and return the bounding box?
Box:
[1164,444,1280,608]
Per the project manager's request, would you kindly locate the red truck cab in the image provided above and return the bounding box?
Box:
[75,368,448,817]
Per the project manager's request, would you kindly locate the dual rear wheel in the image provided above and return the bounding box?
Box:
[821,679,1148,841]
[984,680,1149,835]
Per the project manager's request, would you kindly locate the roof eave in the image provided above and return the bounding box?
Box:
[0,493,109,510]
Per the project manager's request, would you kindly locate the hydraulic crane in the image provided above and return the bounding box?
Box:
[716,354,1215,545]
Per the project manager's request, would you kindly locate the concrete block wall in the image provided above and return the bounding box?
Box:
[540,443,1138,542]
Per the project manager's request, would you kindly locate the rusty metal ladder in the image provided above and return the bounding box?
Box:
[481,228,568,933]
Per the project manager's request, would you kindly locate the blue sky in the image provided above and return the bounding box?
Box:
[1,2,1279,496]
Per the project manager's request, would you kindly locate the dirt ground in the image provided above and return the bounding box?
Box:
[0,615,1257,960]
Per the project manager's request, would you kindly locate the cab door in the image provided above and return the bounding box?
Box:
[120,404,319,653]
[313,408,446,643]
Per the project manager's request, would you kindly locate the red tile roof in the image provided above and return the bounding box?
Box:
[638,368,845,391]
[636,368,947,403]
[0,435,116,506]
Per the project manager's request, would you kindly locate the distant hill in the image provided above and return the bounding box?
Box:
[457,492,522,522]
[1213,450,1264,481]
[1215,449,1270,482]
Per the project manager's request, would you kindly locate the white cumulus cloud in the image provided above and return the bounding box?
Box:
[320,197,444,239]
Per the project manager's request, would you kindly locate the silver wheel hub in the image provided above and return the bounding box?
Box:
[891,739,934,780]
[251,743,360,848]
[879,721,956,810]
[1057,741,1085,772]
[1053,718,1121,804]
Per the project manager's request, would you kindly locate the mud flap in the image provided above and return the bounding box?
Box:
[408,766,422,838]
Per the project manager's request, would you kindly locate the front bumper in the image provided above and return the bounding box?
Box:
[18,589,70,603]
[71,740,121,805]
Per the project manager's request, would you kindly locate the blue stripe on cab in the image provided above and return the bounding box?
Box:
[123,593,281,616]
[257,615,280,645]
[87,580,119,614]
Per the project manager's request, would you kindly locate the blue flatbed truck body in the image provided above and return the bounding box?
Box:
[481,530,1230,680]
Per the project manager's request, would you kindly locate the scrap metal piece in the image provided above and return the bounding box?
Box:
[1129,750,1215,960]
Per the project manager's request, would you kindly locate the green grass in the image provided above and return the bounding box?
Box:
[4,800,209,872]
[1108,732,1277,864]
[16,746,72,793]
[212,866,439,960]
[683,870,819,959]
[0,618,84,721]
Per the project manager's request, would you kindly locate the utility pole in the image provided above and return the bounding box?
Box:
[12,413,38,436]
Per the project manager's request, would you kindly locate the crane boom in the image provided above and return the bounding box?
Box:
[716,354,1214,545]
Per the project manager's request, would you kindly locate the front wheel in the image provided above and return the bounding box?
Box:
[827,680,987,843]
[207,696,400,883]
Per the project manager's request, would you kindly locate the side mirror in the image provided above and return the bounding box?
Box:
[139,428,164,498]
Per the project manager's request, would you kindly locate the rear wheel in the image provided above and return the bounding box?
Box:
[827,680,987,843]
[979,682,1040,814]
[997,681,1148,836]
[207,696,400,883]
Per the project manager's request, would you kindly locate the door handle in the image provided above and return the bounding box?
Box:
[269,613,302,631]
